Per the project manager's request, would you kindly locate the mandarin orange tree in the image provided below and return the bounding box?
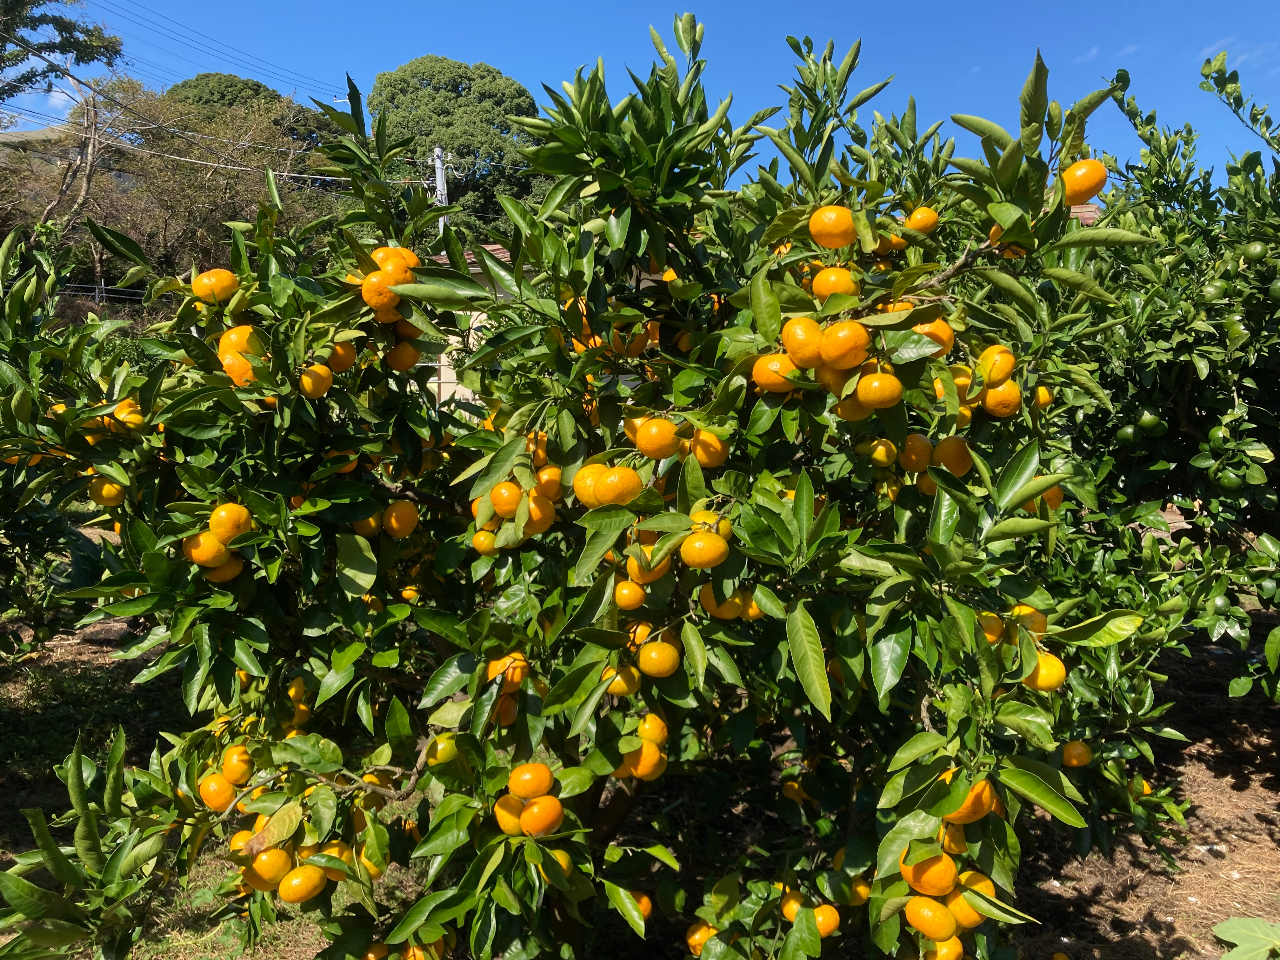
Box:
[0,18,1220,960]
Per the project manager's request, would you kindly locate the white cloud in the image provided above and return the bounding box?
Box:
[1200,36,1236,58]
[1119,45,1139,57]
[1074,46,1099,64]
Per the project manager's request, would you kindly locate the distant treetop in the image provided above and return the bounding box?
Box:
[165,73,282,110]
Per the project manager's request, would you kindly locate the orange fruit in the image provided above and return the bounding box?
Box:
[1034,384,1054,410]
[781,889,808,921]
[689,430,729,468]
[229,829,253,855]
[495,794,525,836]
[1062,158,1107,205]
[519,795,564,837]
[977,344,1015,386]
[813,904,840,937]
[89,476,126,507]
[198,772,236,811]
[278,864,326,903]
[386,341,421,372]
[328,340,357,373]
[222,744,254,785]
[183,531,230,568]
[193,268,239,303]
[699,583,743,619]
[615,579,646,610]
[834,395,873,422]
[353,510,382,537]
[534,465,562,501]
[209,503,252,544]
[637,641,680,677]
[939,822,968,855]
[815,363,850,395]
[905,206,939,235]
[978,611,1005,644]
[686,920,718,957]
[753,353,797,392]
[490,481,523,518]
[220,351,256,386]
[525,431,549,467]
[573,463,608,508]
[537,848,574,882]
[808,205,856,248]
[876,232,908,253]
[855,372,903,409]
[934,363,974,403]
[636,418,681,459]
[203,554,243,583]
[900,434,933,472]
[1009,604,1047,636]
[472,530,498,556]
[1062,740,1093,767]
[627,544,670,584]
[899,846,958,896]
[383,501,419,538]
[508,762,554,800]
[487,652,530,693]
[371,245,421,269]
[602,664,641,696]
[595,466,643,505]
[903,896,957,941]
[631,890,653,920]
[867,438,897,467]
[983,380,1022,418]
[1022,480,1065,514]
[394,317,421,340]
[637,713,669,745]
[361,270,400,311]
[913,318,954,358]
[782,317,825,368]
[943,779,995,824]
[917,473,938,496]
[618,739,664,780]
[943,870,996,929]
[1023,650,1067,691]
[373,306,400,325]
[812,267,859,301]
[525,493,555,535]
[925,936,964,960]
[820,321,871,370]
[299,364,333,399]
[681,530,729,568]
[932,436,973,477]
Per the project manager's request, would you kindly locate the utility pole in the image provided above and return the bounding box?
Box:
[433,144,448,232]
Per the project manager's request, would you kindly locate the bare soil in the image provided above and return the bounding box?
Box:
[2,622,1277,960]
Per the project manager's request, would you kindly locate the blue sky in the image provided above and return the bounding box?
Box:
[10,0,1280,175]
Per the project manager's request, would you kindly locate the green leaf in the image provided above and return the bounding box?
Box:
[887,732,947,772]
[950,114,1013,149]
[1213,917,1280,960]
[962,886,1038,925]
[1043,228,1158,252]
[994,702,1058,750]
[0,870,84,920]
[384,696,415,756]
[786,601,830,720]
[975,267,1039,316]
[85,218,150,269]
[682,622,708,691]
[751,267,782,344]
[875,810,942,879]
[997,764,1085,827]
[335,533,378,598]
[994,441,1041,512]
[1006,473,1073,513]
[1047,610,1144,647]
[984,517,1056,543]
[21,809,83,888]
[1042,267,1118,304]
[605,880,647,938]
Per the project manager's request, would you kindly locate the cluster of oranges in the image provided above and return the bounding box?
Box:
[470,431,564,557]
[975,605,1067,691]
[181,502,254,583]
[354,246,426,373]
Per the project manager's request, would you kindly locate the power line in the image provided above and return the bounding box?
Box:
[83,0,337,99]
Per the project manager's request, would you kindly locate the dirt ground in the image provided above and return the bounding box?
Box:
[1,620,1277,960]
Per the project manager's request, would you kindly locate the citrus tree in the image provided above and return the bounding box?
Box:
[0,18,1219,960]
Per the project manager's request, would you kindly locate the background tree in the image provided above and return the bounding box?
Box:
[368,54,544,234]
[0,0,121,107]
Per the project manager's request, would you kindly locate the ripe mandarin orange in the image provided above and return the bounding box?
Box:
[943,870,996,929]
[913,318,955,358]
[855,371,903,409]
[573,463,608,508]
[193,268,239,303]
[519,795,564,837]
[382,501,418,538]
[903,896,957,941]
[943,779,996,824]
[509,762,554,799]
[812,267,859,301]
[689,430,729,468]
[1062,740,1093,767]
[983,380,1022,418]
[820,320,871,370]
[808,205,856,248]
[753,353,797,392]
[1023,650,1067,691]
[495,794,525,835]
[899,846,958,896]
[782,316,825,368]
[1062,158,1107,205]
[595,466,643,505]
[932,436,973,476]
[905,206,940,234]
[636,418,681,459]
